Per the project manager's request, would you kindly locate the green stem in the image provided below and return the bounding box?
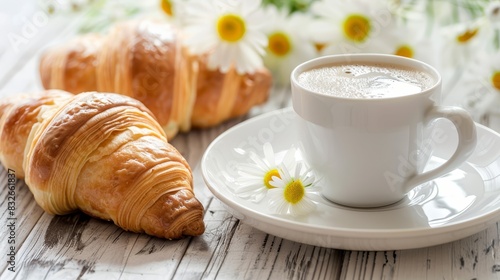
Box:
[495,29,500,51]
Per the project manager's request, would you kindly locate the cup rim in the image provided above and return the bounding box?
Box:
[290,53,442,101]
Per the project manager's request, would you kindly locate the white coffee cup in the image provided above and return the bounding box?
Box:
[291,54,477,208]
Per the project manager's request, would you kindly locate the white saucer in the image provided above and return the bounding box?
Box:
[201,107,500,251]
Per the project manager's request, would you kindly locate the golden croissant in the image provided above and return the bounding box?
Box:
[0,90,205,239]
[39,19,272,139]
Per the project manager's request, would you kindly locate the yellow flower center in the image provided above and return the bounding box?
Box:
[456,28,479,43]
[492,71,500,91]
[161,0,173,16]
[394,45,414,58]
[343,14,371,43]
[268,32,292,57]
[314,42,327,53]
[263,169,280,189]
[283,180,305,204]
[217,14,246,43]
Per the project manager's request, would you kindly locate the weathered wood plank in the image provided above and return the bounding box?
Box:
[201,220,344,280]
[340,225,500,280]
[0,5,92,95]
[173,198,240,279]
[0,169,45,276]
[5,206,201,279]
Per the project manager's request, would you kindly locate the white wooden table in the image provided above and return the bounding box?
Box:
[2,1,500,279]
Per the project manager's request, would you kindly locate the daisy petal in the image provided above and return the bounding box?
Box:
[263,142,275,167]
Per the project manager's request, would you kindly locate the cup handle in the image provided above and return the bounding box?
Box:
[402,106,477,193]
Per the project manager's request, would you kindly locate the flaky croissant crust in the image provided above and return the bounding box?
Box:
[0,91,204,239]
[0,90,73,179]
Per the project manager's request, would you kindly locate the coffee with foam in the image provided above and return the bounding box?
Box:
[297,62,435,99]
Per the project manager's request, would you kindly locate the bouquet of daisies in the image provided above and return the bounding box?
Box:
[44,0,500,122]
[172,0,499,119]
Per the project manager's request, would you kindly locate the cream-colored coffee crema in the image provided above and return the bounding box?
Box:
[297,62,436,99]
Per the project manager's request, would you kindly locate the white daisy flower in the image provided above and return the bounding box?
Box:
[160,0,175,17]
[310,0,394,54]
[234,143,296,202]
[262,7,317,85]
[367,20,441,69]
[180,0,267,74]
[459,50,500,118]
[307,18,333,56]
[160,0,185,21]
[267,163,320,217]
[439,19,486,69]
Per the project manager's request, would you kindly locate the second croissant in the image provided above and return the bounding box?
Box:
[39,19,273,139]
